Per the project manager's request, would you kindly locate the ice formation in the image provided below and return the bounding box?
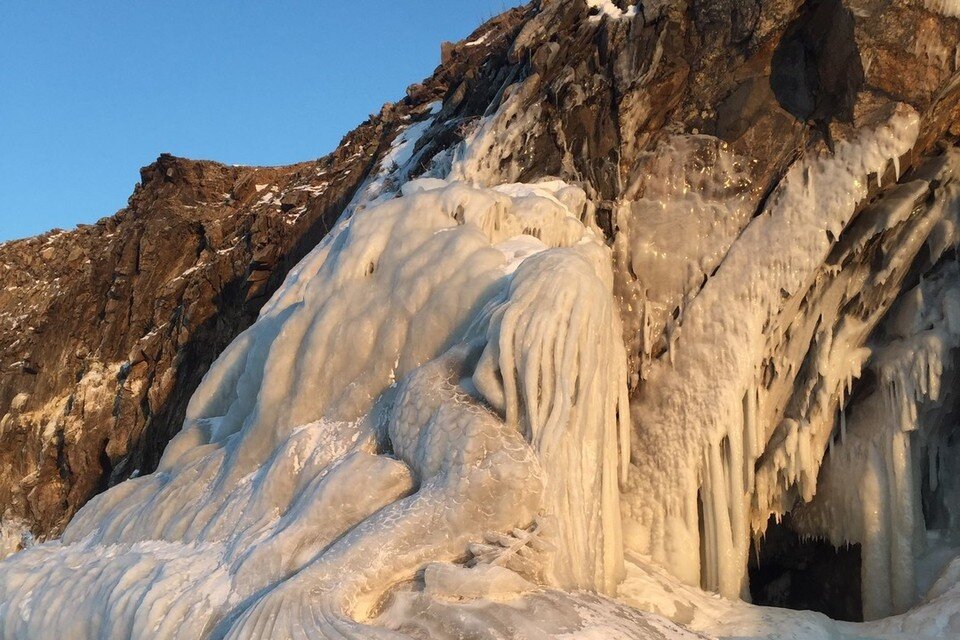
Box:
[0,520,29,561]
[0,173,634,638]
[612,135,756,383]
[621,105,922,597]
[2,5,960,639]
[794,249,960,620]
[925,0,960,17]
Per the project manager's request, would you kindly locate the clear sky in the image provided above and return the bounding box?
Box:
[0,1,521,243]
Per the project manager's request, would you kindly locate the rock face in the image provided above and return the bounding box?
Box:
[0,0,959,638]
[0,6,532,545]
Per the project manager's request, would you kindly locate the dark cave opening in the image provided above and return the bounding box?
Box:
[748,513,863,622]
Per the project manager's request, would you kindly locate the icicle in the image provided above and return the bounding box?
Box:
[742,387,757,489]
[642,295,652,363]
[666,318,676,366]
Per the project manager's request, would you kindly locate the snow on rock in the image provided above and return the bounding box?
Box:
[586,0,638,21]
[345,103,442,213]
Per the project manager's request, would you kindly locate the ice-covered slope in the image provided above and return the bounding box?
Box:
[0,175,638,638]
[2,0,960,638]
[0,6,533,550]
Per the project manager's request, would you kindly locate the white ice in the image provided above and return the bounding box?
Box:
[0,177,633,639]
[925,0,960,17]
[620,105,921,597]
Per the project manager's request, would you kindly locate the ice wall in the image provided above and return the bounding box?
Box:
[620,106,921,598]
[613,135,756,385]
[793,256,960,620]
[0,173,632,638]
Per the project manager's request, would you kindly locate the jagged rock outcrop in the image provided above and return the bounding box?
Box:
[0,6,532,546]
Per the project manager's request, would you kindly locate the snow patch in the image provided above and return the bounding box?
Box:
[586,0,638,21]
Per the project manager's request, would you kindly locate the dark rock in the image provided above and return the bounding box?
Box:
[770,0,865,131]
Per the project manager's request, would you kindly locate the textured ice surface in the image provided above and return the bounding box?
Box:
[620,105,921,597]
[925,0,960,17]
[0,178,633,638]
[0,519,30,561]
[613,135,755,383]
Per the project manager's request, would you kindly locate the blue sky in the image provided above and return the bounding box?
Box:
[0,1,520,242]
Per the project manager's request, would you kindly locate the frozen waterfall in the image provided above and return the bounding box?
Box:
[1,14,960,640]
[0,177,635,639]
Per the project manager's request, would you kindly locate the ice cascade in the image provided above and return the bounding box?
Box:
[0,178,632,639]
[794,257,960,620]
[620,105,921,598]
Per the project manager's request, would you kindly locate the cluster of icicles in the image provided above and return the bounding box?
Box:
[620,105,924,600]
